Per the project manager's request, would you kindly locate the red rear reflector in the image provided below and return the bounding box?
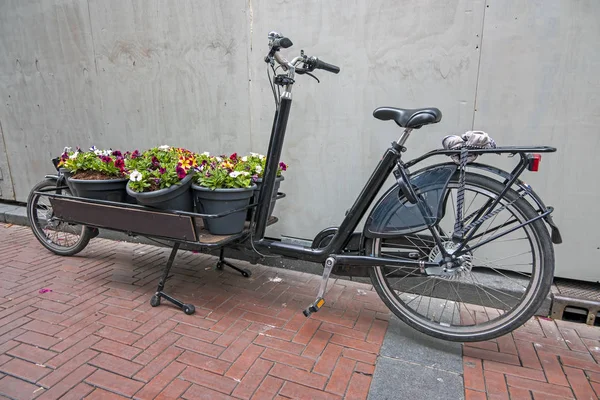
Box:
[528,154,541,171]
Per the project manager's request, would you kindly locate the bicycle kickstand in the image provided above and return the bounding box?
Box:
[215,248,252,278]
[303,256,335,317]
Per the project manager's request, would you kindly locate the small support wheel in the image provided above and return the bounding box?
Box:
[183,304,195,315]
[241,269,252,278]
[215,262,224,270]
[150,294,161,307]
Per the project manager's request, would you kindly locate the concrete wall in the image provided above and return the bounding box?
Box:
[0,0,598,281]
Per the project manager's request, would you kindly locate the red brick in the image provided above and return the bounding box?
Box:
[261,348,314,372]
[133,361,186,400]
[101,297,144,310]
[98,314,142,332]
[85,369,145,397]
[329,334,380,355]
[134,310,179,337]
[134,346,183,383]
[342,348,377,365]
[355,362,375,375]
[241,311,287,328]
[0,358,50,383]
[463,357,485,392]
[0,315,32,338]
[302,330,332,359]
[134,332,180,365]
[39,349,98,388]
[484,370,509,399]
[270,363,327,390]
[292,319,321,345]
[0,375,41,400]
[182,383,234,400]
[514,340,542,370]
[51,322,102,354]
[254,334,304,356]
[173,323,220,343]
[60,383,94,400]
[465,341,499,352]
[210,312,247,336]
[314,343,344,376]
[0,340,19,355]
[36,364,96,400]
[28,309,69,325]
[463,346,520,365]
[465,389,487,400]
[225,344,264,381]
[325,357,355,396]
[345,372,371,400]
[535,342,594,362]
[311,309,355,328]
[7,344,56,365]
[15,330,60,350]
[279,381,342,400]
[231,358,273,399]
[175,336,224,359]
[92,338,141,360]
[96,325,142,346]
[564,366,597,400]
[180,365,238,395]
[483,360,546,381]
[85,388,130,399]
[592,381,600,398]
[251,376,284,399]
[214,319,251,347]
[177,350,230,375]
[21,319,65,337]
[559,326,588,353]
[513,330,568,349]
[283,313,307,332]
[506,376,575,398]
[54,313,103,342]
[219,330,258,362]
[58,302,105,329]
[560,354,600,373]
[256,326,296,341]
[507,386,533,400]
[46,335,101,369]
[366,319,387,345]
[133,320,178,349]
[35,299,72,314]
[155,378,191,400]
[537,351,569,386]
[89,353,143,378]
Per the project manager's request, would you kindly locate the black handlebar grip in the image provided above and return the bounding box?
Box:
[315,58,340,74]
[280,37,293,49]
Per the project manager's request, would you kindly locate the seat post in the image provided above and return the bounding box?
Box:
[397,128,413,147]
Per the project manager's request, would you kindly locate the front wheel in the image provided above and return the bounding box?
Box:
[368,173,554,342]
[27,179,92,256]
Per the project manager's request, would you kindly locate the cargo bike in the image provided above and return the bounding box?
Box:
[26,32,562,342]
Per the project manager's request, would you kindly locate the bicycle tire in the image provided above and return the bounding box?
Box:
[368,172,554,342]
[26,179,92,256]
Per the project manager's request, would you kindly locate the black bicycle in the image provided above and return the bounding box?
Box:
[27,31,561,342]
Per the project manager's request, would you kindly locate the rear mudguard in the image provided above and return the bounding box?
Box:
[363,162,562,244]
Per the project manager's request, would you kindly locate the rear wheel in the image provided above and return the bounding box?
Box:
[368,173,554,342]
[27,179,92,256]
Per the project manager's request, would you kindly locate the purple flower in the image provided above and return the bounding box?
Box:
[131,150,140,159]
[279,162,287,171]
[252,174,258,182]
[151,156,160,168]
[176,165,186,180]
[159,167,166,174]
[100,155,111,163]
[115,158,125,171]
[154,178,161,185]
[112,150,122,157]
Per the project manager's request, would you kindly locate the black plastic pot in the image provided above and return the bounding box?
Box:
[193,184,256,235]
[67,176,128,202]
[126,173,194,211]
[246,176,284,221]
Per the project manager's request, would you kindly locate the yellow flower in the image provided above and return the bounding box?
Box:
[221,160,234,169]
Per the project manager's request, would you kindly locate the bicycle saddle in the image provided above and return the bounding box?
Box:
[373,107,442,129]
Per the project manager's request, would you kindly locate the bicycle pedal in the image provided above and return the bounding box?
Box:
[303,297,325,317]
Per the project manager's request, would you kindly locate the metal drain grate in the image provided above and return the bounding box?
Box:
[552,279,600,325]
[554,278,600,301]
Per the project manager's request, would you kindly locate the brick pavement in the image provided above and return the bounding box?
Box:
[0,225,390,399]
[463,315,600,399]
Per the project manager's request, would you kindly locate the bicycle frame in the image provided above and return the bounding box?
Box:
[250,88,558,269]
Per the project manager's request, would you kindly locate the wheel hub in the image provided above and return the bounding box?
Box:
[426,241,473,278]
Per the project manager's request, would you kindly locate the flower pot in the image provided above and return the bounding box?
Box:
[67,176,128,202]
[126,173,194,211]
[193,184,256,235]
[246,176,284,221]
